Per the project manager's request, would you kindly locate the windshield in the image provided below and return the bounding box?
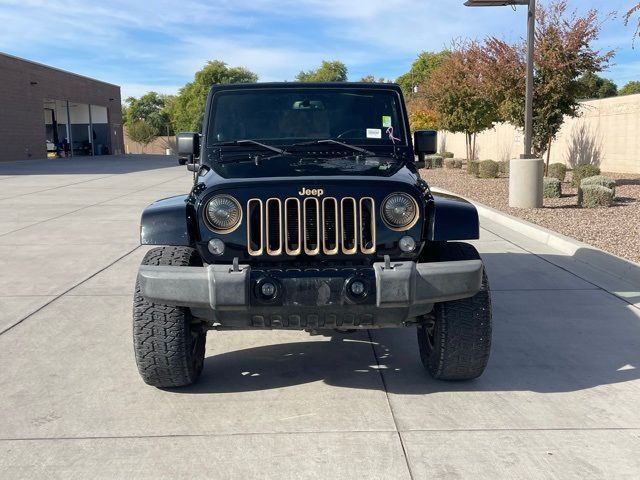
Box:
[206,87,406,147]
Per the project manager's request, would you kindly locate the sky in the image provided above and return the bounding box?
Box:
[0,0,638,99]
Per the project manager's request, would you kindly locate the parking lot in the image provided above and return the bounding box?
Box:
[1,155,639,479]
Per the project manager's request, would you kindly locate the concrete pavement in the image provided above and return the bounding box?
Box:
[0,155,639,479]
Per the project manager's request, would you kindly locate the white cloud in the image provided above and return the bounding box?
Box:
[0,0,637,96]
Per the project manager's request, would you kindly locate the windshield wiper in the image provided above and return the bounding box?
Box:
[286,139,374,156]
[211,140,288,155]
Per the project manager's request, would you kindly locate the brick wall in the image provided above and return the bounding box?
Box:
[0,53,124,161]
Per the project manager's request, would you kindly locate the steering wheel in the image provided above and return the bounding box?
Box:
[336,129,367,139]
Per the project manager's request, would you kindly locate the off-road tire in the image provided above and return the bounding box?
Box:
[133,246,206,388]
[417,242,492,381]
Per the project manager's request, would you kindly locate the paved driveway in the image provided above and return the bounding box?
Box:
[1,155,639,479]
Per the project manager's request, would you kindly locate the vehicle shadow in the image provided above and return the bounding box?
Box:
[0,154,180,176]
[176,249,640,397]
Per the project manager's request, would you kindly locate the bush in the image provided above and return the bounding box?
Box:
[444,158,463,169]
[579,185,614,208]
[580,175,616,196]
[543,177,562,198]
[547,163,567,182]
[467,160,479,176]
[440,152,454,158]
[571,164,601,187]
[498,160,510,176]
[424,154,444,169]
[478,160,499,179]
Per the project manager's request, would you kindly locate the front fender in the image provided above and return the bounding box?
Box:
[140,195,196,246]
[426,192,480,241]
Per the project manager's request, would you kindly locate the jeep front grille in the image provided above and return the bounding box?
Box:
[247,197,376,256]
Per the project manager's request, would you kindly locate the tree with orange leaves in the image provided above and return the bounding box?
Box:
[482,0,613,171]
[427,42,498,161]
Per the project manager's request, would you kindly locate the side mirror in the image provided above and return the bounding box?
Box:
[176,132,200,165]
[414,130,437,166]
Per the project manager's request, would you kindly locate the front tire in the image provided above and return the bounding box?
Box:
[417,242,492,381]
[133,246,206,388]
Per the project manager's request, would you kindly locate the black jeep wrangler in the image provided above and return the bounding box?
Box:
[133,82,491,388]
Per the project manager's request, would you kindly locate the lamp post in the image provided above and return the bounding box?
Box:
[464,0,542,208]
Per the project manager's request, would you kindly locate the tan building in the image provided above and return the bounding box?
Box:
[0,52,124,162]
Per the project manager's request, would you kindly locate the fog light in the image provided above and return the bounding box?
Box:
[350,280,365,296]
[399,236,416,253]
[261,282,276,297]
[208,238,225,256]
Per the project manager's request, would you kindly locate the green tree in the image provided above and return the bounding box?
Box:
[483,0,614,170]
[406,97,440,131]
[296,61,348,82]
[396,51,450,98]
[123,91,173,135]
[126,120,158,153]
[168,60,258,132]
[427,43,498,161]
[360,75,392,83]
[619,80,640,95]
[576,73,618,99]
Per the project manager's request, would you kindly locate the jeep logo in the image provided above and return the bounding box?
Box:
[298,187,324,197]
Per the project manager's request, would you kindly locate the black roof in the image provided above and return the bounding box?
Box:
[209,82,403,94]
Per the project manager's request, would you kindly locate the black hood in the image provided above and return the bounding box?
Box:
[197,154,422,191]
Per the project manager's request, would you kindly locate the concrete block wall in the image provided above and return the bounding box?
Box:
[439,94,640,174]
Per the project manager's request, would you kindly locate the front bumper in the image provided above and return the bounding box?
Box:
[137,260,483,329]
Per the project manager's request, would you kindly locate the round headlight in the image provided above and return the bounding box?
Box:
[205,195,242,233]
[381,193,418,230]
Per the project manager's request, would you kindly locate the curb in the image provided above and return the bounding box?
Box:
[431,187,640,287]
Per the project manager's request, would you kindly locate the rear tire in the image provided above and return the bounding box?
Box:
[133,246,206,388]
[417,242,492,381]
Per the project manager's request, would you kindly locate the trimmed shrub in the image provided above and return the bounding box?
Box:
[425,154,444,169]
[571,164,601,187]
[467,160,479,176]
[547,163,567,182]
[440,152,454,158]
[543,177,562,198]
[478,160,499,179]
[580,175,616,196]
[498,160,510,176]
[444,158,463,169]
[579,185,614,208]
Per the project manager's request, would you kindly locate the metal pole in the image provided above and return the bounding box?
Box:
[522,0,535,158]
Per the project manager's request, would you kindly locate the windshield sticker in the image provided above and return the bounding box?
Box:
[386,126,400,144]
[382,116,392,128]
[366,128,382,139]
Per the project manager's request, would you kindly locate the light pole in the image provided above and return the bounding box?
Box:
[464,0,542,208]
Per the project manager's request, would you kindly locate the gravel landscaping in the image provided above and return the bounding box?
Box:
[421,166,640,264]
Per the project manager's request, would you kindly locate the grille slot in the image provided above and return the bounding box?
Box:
[359,198,376,254]
[248,196,375,256]
[284,198,301,255]
[266,199,282,255]
[303,198,320,255]
[322,198,339,255]
[341,198,357,255]
[247,199,263,256]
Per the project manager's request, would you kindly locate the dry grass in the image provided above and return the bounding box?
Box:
[421,167,640,264]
